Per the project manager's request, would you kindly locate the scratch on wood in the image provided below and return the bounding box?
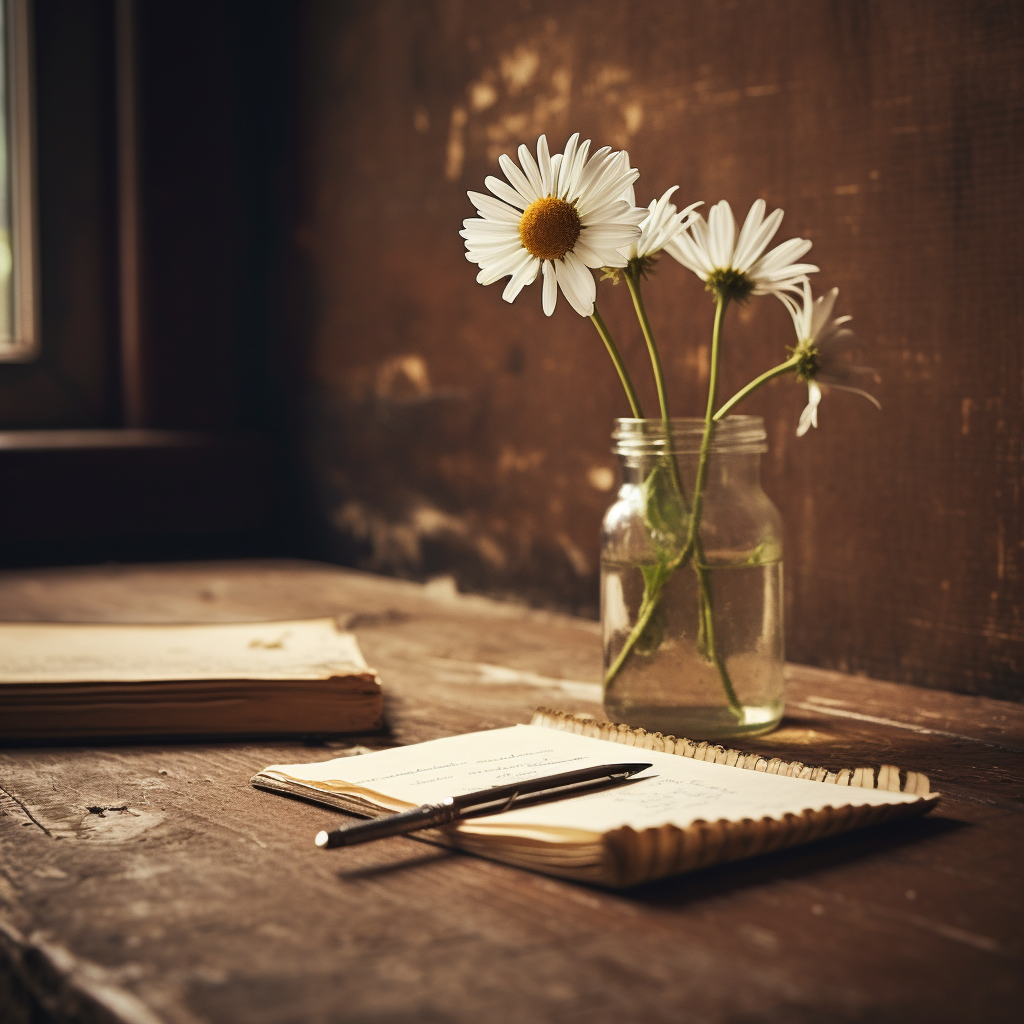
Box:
[86,804,131,817]
[0,784,51,836]
[825,892,1002,955]
[0,918,168,1024]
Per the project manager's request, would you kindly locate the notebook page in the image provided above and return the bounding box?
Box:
[261,724,928,840]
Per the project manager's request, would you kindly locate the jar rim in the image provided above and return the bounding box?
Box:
[612,415,767,454]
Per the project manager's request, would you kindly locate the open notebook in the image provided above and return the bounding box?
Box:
[252,709,939,887]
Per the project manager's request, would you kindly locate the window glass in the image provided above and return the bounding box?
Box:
[0,0,36,361]
[0,1,14,346]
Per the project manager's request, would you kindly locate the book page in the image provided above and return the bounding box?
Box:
[261,724,929,842]
[0,619,372,683]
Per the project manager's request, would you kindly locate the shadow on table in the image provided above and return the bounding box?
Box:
[335,846,459,880]
[328,812,966,893]
[621,813,968,905]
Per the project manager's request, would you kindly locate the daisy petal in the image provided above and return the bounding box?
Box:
[731,199,767,269]
[734,205,783,271]
[573,236,617,269]
[707,201,737,268]
[463,237,526,259]
[555,251,596,317]
[664,229,713,277]
[776,281,808,335]
[499,153,540,204]
[827,383,882,410]
[502,253,540,303]
[556,134,579,197]
[517,142,544,199]
[549,152,563,191]
[578,223,643,248]
[484,176,529,211]
[815,319,854,348]
[577,163,640,217]
[542,260,557,316]
[753,237,813,275]
[796,381,822,436]
[461,219,521,240]
[537,135,553,194]
[583,200,647,227]
[467,191,522,223]
[477,248,529,285]
[750,265,819,293]
[571,146,612,200]
[809,287,839,338]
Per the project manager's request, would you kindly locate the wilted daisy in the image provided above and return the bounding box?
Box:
[461,134,645,317]
[665,199,818,303]
[780,280,880,436]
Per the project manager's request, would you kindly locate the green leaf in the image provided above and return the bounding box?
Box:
[639,460,688,555]
[634,598,667,655]
[633,556,673,657]
[639,561,664,593]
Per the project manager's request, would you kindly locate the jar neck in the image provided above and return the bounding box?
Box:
[612,415,767,456]
[612,416,768,492]
[618,451,763,490]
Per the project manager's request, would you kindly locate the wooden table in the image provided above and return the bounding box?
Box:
[0,560,1020,1024]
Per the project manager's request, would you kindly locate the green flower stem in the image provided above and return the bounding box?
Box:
[693,554,743,714]
[624,270,692,553]
[624,272,671,425]
[689,295,729,534]
[683,295,743,719]
[604,555,676,686]
[590,307,643,419]
[624,269,685,498]
[713,354,800,421]
[603,290,742,720]
[602,272,685,689]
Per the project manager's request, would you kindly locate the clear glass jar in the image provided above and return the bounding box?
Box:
[601,416,784,739]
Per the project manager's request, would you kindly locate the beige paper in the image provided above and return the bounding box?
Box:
[255,723,938,884]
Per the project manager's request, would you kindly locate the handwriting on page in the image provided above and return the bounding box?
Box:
[603,778,738,814]
[267,723,922,837]
[343,747,595,792]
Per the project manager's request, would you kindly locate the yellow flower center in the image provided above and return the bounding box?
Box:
[518,197,581,261]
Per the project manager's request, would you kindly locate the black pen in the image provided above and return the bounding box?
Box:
[314,761,653,849]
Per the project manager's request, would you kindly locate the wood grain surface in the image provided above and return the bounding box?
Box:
[0,560,1021,1023]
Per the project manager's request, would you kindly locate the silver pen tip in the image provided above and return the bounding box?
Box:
[314,830,329,848]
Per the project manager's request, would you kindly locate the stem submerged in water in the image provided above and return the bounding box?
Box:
[604,283,742,721]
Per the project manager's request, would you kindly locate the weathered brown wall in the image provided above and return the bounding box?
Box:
[291,0,1023,700]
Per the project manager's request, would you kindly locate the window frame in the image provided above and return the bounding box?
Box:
[0,0,39,362]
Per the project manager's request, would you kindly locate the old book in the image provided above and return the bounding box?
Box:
[0,618,383,740]
[252,708,939,887]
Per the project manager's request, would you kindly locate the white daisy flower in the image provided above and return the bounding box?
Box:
[461,134,646,317]
[779,280,880,436]
[665,198,818,303]
[627,185,703,262]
